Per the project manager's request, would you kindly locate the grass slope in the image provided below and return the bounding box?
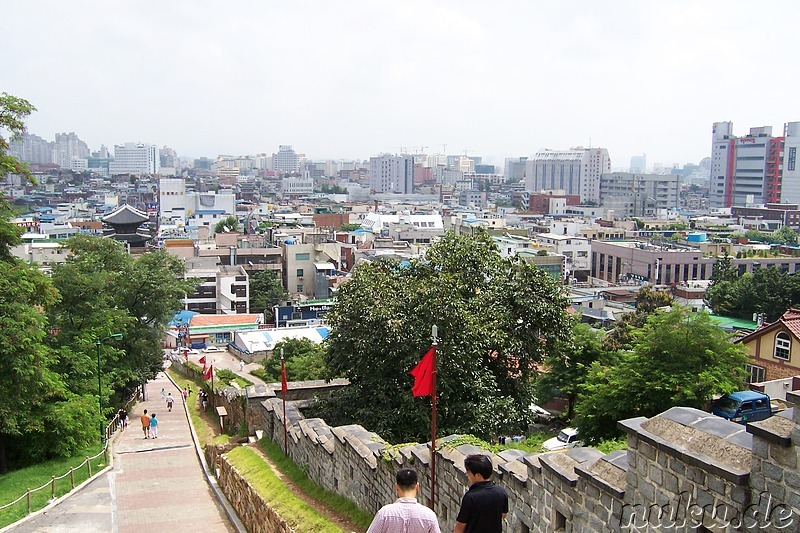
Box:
[0,446,106,529]
[226,446,344,532]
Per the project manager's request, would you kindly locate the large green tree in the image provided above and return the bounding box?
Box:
[534,322,606,419]
[48,235,197,409]
[315,231,573,442]
[0,93,103,471]
[576,307,748,443]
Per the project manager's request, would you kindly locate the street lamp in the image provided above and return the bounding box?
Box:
[97,333,123,444]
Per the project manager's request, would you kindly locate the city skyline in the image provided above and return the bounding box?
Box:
[3,1,799,168]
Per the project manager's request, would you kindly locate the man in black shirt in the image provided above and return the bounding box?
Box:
[454,454,508,533]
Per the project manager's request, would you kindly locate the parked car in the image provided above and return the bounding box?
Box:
[541,428,582,452]
[203,346,224,352]
[711,390,775,424]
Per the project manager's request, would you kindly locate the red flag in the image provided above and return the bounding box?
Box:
[198,355,206,366]
[410,348,435,397]
[204,365,213,381]
[281,358,288,395]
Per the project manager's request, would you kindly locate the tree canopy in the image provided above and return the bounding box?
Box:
[534,322,606,419]
[214,216,239,234]
[262,338,329,381]
[705,260,800,322]
[314,231,573,442]
[249,270,287,315]
[575,307,748,443]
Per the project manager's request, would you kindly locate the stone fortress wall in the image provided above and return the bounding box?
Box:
[204,376,800,532]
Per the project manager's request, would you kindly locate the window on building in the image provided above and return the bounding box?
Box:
[296,285,304,293]
[745,364,765,384]
[775,332,791,360]
[296,268,304,277]
[295,253,310,260]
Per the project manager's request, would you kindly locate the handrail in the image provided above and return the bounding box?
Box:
[0,390,137,516]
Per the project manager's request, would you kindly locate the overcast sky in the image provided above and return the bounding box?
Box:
[2,1,799,170]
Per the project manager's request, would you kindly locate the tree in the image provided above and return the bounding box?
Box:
[314,230,573,442]
[0,94,104,471]
[262,338,329,381]
[339,223,361,232]
[0,93,36,186]
[602,286,673,351]
[49,235,197,408]
[776,226,799,245]
[576,307,748,443]
[249,270,287,315]
[534,322,606,419]
[214,216,239,234]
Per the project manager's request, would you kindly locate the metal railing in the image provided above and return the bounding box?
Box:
[0,391,138,523]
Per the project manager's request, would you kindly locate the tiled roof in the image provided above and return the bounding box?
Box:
[780,308,800,338]
[190,314,261,327]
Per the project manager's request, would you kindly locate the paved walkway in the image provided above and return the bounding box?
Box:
[182,348,268,387]
[8,373,234,533]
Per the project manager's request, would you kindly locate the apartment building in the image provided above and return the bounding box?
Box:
[525,147,611,204]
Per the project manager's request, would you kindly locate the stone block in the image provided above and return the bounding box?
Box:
[640,480,655,503]
[663,471,679,495]
[784,470,800,493]
[766,480,786,502]
[669,457,685,476]
[763,461,785,482]
[706,474,725,497]
[770,444,798,469]
[650,465,663,485]
[639,442,656,461]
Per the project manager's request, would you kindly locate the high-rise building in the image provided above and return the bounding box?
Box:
[273,145,300,174]
[369,154,414,194]
[525,147,611,204]
[600,173,680,217]
[109,143,159,175]
[9,133,54,165]
[629,154,647,174]
[709,122,800,208]
[53,132,90,169]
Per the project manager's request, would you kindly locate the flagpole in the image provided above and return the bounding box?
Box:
[281,348,287,453]
[430,325,438,511]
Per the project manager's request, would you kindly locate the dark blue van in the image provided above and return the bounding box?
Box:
[711,390,772,424]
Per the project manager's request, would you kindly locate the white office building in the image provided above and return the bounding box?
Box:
[525,147,611,204]
[369,154,414,194]
[281,178,314,196]
[109,143,159,175]
[273,145,300,174]
[709,121,800,208]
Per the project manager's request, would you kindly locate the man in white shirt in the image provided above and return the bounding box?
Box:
[367,469,441,533]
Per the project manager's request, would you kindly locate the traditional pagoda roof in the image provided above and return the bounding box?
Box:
[102,204,149,225]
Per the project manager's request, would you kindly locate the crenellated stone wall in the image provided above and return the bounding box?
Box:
[206,381,800,532]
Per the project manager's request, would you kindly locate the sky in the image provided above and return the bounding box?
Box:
[2,1,799,170]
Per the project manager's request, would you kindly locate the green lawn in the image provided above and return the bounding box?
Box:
[0,446,106,529]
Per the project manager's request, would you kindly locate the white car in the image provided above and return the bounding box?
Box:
[203,346,224,352]
[541,428,582,452]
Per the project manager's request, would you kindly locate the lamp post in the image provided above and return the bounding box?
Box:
[97,333,123,444]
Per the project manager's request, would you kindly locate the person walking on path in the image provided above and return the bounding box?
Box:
[160,388,166,399]
[453,454,508,533]
[367,469,441,533]
[182,388,189,402]
[166,392,174,412]
[140,409,150,439]
[149,413,159,438]
[118,408,128,430]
